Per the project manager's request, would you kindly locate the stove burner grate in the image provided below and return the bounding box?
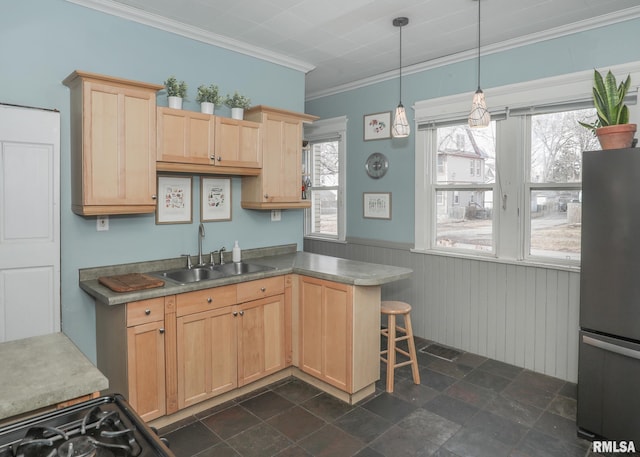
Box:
[11,406,142,457]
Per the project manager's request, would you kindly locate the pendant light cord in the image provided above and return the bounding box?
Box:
[399,22,403,105]
[477,0,481,91]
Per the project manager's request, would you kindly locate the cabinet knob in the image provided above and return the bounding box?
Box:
[217,156,222,162]
[239,310,244,316]
[207,297,212,303]
[210,155,215,160]
[145,309,151,315]
[264,194,269,199]
[233,311,238,317]
[151,195,157,200]
[260,287,266,292]
[159,328,165,334]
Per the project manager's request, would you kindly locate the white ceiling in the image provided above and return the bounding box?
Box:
[69,0,640,100]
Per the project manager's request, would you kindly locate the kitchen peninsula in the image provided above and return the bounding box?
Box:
[79,245,412,423]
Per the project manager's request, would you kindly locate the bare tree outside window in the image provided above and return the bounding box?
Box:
[529,108,599,260]
[307,140,339,236]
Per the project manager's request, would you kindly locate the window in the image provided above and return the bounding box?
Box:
[303,116,347,240]
[432,122,496,253]
[414,64,640,266]
[524,108,598,260]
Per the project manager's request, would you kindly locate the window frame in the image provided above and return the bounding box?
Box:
[303,116,347,241]
[414,63,640,267]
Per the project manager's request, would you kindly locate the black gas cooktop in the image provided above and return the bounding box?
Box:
[0,395,173,457]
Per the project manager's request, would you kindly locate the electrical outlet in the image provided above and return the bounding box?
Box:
[97,215,109,231]
[271,210,281,222]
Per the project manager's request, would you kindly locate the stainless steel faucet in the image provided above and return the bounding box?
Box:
[197,223,205,266]
[219,246,226,265]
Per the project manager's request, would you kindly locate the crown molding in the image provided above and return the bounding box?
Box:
[306,5,640,101]
[65,0,316,73]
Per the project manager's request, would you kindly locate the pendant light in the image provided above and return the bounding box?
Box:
[392,17,410,138]
[468,0,490,128]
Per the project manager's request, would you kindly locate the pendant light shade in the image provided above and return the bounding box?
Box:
[392,17,410,138]
[468,0,490,128]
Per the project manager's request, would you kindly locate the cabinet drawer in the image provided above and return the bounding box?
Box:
[237,276,284,303]
[127,298,164,327]
[177,284,236,316]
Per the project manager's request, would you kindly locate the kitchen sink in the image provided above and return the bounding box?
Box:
[212,262,275,276]
[154,266,225,284]
[152,262,275,284]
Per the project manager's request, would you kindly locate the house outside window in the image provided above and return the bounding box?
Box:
[303,116,347,241]
[433,123,495,253]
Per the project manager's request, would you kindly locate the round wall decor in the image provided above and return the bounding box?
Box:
[365,152,389,179]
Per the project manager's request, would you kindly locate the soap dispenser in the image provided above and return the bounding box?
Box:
[232,240,241,263]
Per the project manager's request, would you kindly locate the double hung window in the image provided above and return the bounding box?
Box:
[415,66,639,265]
[303,116,347,241]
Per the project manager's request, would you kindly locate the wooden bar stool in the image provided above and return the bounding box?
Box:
[380,300,420,392]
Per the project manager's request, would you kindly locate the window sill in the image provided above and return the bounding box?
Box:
[410,248,580,273]
[304,235,347,244]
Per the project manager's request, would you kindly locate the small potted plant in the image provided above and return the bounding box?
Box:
[196,84,222,115]
[224,91,251,120]
[579,69,637,150]
[164,76,187,110]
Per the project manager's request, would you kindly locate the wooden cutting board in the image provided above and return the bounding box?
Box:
[98,273,164,293]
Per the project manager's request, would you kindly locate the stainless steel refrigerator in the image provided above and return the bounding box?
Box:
[578,147,640,442]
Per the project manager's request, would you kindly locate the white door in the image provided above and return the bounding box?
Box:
[0,104,60,342]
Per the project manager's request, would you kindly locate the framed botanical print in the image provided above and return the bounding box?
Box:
[363,192,392,219]
[201,177,232,222]
[364,111,392,141]
[156,175,193,224]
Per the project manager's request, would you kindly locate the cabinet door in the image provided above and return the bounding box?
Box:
[82,80,158,210]
[127,320,166,421]
[299,277,353,392]
[157,108,214,165]
[176,307,236,409]
[261,117,302,202]
[215,117,261,168]
[237,295,286,386]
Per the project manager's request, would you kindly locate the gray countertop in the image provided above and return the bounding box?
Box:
[0,333,108,421]
[80,249,413,306]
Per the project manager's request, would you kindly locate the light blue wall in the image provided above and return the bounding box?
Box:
[1,0,307,361]
[305,18,640,244]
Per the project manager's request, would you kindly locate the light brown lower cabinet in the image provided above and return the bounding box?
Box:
[96,296,173,422]
[175,277,287,409]
[95,273,377,420]
[298,276,380,395]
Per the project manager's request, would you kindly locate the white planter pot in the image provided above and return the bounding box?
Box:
[168,96,183,110]
[200,102,214,115]
[231,107,244,120]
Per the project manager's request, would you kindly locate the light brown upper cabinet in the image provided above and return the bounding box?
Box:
[156,108,215,165]
[63,71,163,216]
[242,106,318,209]
[156,108,261,176]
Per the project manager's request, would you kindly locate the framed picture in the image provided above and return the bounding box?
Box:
[156,175,192,224]
[363,192,392,219]
[201,177,232,222]
[364,111,392,141]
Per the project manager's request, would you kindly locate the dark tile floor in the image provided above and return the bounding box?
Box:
[159,338,594,457]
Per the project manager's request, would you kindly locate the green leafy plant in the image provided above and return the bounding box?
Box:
[196,84,222,104]
[224,91,251,109]
[164,76,187,98]
[579,69,631,132]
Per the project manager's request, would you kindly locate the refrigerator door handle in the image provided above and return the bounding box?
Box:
[583,335,640,361]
